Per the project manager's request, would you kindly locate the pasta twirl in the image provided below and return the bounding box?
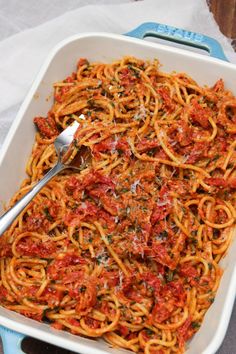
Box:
[0,56,236,354]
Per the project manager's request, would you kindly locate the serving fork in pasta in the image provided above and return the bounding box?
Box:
[0,120,89,236]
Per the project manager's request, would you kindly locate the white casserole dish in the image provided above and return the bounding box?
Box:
[0,23,236,354]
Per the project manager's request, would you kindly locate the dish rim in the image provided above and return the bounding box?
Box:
[0,31,236,354]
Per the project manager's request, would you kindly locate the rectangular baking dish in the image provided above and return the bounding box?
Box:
[0,22,236,354]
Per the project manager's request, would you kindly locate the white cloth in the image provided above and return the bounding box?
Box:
[0,2,235,353]
[0,0,235,149]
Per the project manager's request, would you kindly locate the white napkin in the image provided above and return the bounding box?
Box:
[0,0,235,149]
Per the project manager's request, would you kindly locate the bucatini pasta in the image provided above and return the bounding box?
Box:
[0,56,236,353]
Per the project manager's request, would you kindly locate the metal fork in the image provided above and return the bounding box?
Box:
[0,121,81,236]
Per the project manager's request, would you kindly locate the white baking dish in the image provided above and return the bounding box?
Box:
[0,23,236,354]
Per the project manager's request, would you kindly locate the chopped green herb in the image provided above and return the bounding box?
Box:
[107,234,113,243]
[120,188,129,193]
[43,207,53,221]
[212,154,220,161]
[74,232,79,240]
[224,190,229,198]
[97,254,108,264]
[135,224,142,232]
[127,65,140,78]
[191,322,200,329]
[145,329,154,336]
[147,148,157,156]
[87,99,95,107]
[159,230,168,239]
[166,270,174,282]
[79,285,86,293]
[73,138,79,148]
[43,309,48,317]
[117,149,123,155]
[190,237,198,246]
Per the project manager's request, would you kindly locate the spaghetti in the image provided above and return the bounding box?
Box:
[0,56,236,353]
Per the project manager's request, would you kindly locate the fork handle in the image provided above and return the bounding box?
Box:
[0,162,63,236]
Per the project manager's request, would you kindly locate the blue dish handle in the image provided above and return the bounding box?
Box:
[0,326,26,354]
[125,22,228,62]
